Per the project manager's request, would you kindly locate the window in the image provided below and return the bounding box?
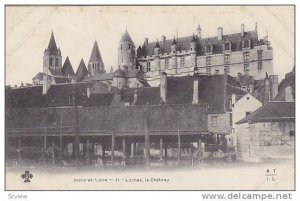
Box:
[120,45,122,50]
[128,44,131,49]
[224,65,230,74]
[55,58,59,66]
[50,57,53,66]
[258,62,263,70]
[206,56,212,66]
[205,44,213,53]
[243,52,250,61]
[211,116,218,127]
[224,42,231,51]
[180,57,185,68]
[214,70,219,75]
[206,67,212,75]
[165,59,169,69]
[257,50,263,60]
[224,54,230,63]
[245,112,251,116]
[146,62,151,72]
[229,113,233,126]
[244,63,249,72]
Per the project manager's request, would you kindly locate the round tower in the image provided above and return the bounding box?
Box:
[190,34,197,68]
[154,40,161,72]
[118,29,136,71]
[171,37,178,71]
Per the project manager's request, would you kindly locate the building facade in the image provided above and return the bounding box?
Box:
[136,24,273,86]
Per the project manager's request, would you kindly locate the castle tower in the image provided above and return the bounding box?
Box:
[118,29,136,71]
[171,37,178,71]
[43,31,62,75]
[88,40,105,76]
[190,34,197,68]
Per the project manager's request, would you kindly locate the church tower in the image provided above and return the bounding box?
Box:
[118,29,136,71]
[43,31,62,75]
[88,40,105,76]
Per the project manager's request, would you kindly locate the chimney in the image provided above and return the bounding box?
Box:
[217,27,223,40]
[144,37,148,45]
[161,35,166,46]
[42,74,50,94]
[241,24,245,37]
[270,75,278,100]
[263,73,270,105]
[160,72,167,102]
[133,89,138,105]
[87,87,91,98]
[192,74,199,104]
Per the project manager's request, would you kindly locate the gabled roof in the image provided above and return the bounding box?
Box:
[76,59,88,81]
[6,86,46,108]
[138,30,259,57]
[49,68,63,77]
[32,72,46,80]
[236,101,295,124]
[62,57,75,77]
[113,68,126,77]
[120,29,134,44]
[47,32,59,55]
[89,41,103,63]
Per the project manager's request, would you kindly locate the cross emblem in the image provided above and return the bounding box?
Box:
[21,170,33,182]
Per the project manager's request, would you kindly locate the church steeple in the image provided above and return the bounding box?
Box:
[88,40,105,75]
[43,31,62,74]
[76,59,88,82]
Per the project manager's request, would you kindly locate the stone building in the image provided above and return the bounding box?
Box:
[33,31,149,94]
[236,102,295,162]
[136,24,273,86]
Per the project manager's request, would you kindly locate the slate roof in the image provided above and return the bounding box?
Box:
[32,72,46,80]
[120,29,134,44]
[236,101,295,124]
[62,57,75,77]
[76,59,88,81]
[6,86,46,108]
[49,68,63,77]
[46,32,59,55]
[89,41,103,63]
[138,30,259,57]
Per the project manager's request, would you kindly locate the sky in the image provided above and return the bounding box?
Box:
[5,6,294,86]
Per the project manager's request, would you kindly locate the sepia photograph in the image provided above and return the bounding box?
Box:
[4,5,295,191]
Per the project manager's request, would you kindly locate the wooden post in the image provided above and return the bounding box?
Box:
[102,143,106,166]
[44,127,47,151]
[73,92,80,166]
[86,138,90,163]
[144,117,150,167]
[59,115,63,162]
[159,137,163,162]
[122,138,126,166]
[111,135,115,165]
[130,142,135,159]
[177,120,181,164]
[198,138,204,165]
[17,137,22,164]
[164,143,168,166]
[91,141,95,157]
[51,140,55,165]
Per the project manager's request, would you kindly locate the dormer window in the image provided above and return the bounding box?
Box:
[205,42,213,54]
[242,38,251,49]
[224,42,231,50]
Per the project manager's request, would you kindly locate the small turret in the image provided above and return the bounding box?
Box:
[154,40,160,55]
[190,34,197,52]
[171,37,178,53]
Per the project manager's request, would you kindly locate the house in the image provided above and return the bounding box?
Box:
[236,101,295,162]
